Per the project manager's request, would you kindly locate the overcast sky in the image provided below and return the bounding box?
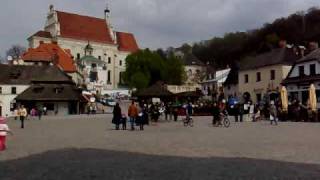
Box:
[0,0,319,58]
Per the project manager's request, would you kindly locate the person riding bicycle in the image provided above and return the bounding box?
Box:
[218,100,227,125]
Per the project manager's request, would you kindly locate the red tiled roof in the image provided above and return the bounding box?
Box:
[22,42,76,73]
[56,11,115,44]
[116,32,139,53]
[29,31,52,39]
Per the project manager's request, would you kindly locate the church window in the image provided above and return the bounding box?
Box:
[107,70,111,83]
[11,87,17,94]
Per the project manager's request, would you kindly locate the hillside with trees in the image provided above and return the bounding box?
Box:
[175,7,320,69]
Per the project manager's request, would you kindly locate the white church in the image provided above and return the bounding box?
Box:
[27,5,139,92]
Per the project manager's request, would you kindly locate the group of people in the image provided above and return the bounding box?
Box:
[13,105,48,129]
[112,101,148,131]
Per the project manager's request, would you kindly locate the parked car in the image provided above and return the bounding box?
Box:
[101,98,117,107]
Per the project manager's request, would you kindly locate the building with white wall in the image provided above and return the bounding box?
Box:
[283,48,320,107]
[239,47,300,103]
[27,5,139,91]
[0,64,81,117]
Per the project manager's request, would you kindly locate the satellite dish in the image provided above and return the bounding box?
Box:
[7,56,13,61]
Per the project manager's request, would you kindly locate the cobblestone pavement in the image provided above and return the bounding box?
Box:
[1,114,320,179]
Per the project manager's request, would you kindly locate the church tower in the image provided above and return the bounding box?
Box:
[104,3,116,43]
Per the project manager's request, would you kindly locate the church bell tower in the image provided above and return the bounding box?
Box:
[104,3,116,43]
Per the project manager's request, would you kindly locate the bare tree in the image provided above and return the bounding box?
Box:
[6,45,26,60]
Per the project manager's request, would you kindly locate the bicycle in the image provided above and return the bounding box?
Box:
[219,111,231,128]
[183,116,194,127]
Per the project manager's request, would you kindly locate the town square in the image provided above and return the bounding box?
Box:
[1,0,320,179]
[1,112,320,179]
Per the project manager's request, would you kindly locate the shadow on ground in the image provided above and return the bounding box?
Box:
[1,149,320,180]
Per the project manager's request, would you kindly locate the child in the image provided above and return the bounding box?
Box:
[0,117,13,151]
[121,114,127,130]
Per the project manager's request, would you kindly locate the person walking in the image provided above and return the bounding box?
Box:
[136,104,145,130]
[112,103,122,130]
[0,117,13,151]
[164,103,169,121]
[121,114,127,130]
[186,102,193,119]
[173,107,178,122]
[43,106,47,116]
[128,101,138,131]
[37,107,42,120]
[269,101,278,125]
[19,105,27,129]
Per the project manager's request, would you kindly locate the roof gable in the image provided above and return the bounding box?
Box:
[56,11,114,44]
[116,32,139,53]
[297,48,320,63]
[29,31,52,39]
[22,42,76,73]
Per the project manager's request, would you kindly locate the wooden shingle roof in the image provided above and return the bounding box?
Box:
[0,64,73,85]
[16,83,81,101]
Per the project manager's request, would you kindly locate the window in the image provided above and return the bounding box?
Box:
[299,66,305,77]
[0,87,2,94]
[54,87,63,94]
[98,56,101,60]
[120,60,122,66]
[256,72,261,82]
[270,70,275,80]
[310,64,316,75]
[107,70,111,83]
[119,72,123,84]
[108,57,111,64]
[77,53,80,60]
[244,74,249,83]
[11,87,17,94]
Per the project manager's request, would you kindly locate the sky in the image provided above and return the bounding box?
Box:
[0,0,319,59]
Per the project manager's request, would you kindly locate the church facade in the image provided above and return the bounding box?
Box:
[27,5,139,92]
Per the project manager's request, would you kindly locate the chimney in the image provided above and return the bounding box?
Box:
[309,41,319,51]
[279,40,287,48]
[299,46,306,57]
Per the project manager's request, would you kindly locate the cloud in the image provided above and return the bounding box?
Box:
[0,0,319,57]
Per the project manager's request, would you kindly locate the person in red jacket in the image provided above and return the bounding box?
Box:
[128,101,138,131]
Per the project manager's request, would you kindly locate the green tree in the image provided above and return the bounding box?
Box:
[124,49,185,89]
[130,72,150,89]
[164,55,186,85]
